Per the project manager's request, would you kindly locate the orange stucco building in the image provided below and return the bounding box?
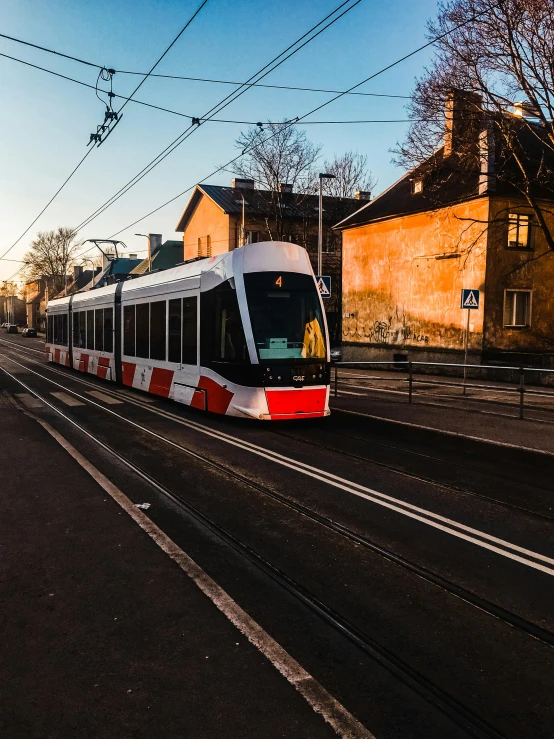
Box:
[336,93,554,367]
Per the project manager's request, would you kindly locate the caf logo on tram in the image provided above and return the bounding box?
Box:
[45,242,331,420]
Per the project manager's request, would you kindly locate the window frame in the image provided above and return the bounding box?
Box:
[507,213,533,250]
[503,289,532,328]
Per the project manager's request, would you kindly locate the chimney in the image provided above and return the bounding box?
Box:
[478,120,496,194]
[232,178,255,189]
[278,183,293,194]
[444,90,483,157]
[73,265,83,281]
[355,190,371,201]
[148,234,163,257]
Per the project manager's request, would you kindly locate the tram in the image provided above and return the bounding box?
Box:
[45,242,330,420]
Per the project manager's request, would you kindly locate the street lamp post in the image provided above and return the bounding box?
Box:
[318,173,336,276]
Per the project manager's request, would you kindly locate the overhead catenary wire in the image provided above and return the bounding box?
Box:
[72,0,364,238]
[104,6,490,240]
[0,0,210,265]
[0,30,411,99]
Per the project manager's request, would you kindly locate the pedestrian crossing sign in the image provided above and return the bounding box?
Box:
[461,288,480,309]
[316,276,331,298]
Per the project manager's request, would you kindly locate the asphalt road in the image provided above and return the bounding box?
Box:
[1,334,553,739]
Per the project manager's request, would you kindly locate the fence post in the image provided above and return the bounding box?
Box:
[334,365,338,398]
[519,367,525,420]
[408,361,413,403]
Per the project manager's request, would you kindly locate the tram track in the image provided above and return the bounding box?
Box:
[0,359,512,739]
[4,337,552,522]
[1,346,554,645]
[267,427,554,523]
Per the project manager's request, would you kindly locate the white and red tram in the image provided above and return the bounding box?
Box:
[45,242,330,420]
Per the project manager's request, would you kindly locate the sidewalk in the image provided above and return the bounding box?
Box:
[0,393,337,738]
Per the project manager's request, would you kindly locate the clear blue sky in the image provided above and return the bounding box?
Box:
[0,0,440,282]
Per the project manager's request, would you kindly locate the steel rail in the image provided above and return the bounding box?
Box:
[2,347,554,644]
[267,428,554,523]
[3,338,554,508]
[0,360,510,739]
[5,339,554,516]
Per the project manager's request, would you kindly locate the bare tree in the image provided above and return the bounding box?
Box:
[395,0,554,254]
[23,227,81,295]
[0,281,18,296]
[232,121,321,240]
[321,151,377,198]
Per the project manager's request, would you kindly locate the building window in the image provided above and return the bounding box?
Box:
[246,231,259,244]
[504,290,531,327]
[412,179,423,194]
[508,213,531,248]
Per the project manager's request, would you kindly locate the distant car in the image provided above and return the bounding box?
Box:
[330,347,342,362]
[7,324,19,334]
[22,327,37,337]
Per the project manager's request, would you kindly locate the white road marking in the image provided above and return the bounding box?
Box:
[30,414,374,739]
[2,354,553,576]
[50,391,85,407]
[86,390,123,405]
[15,392,43,409]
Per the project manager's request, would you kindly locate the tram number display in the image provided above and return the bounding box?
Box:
[275,276,282,287]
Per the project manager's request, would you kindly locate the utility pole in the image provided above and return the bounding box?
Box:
[318,173,335,276]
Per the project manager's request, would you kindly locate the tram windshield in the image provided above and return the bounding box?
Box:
[244,272,326,360]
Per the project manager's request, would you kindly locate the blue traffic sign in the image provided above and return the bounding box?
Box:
[316,275,331,299]
[461,288,480,309]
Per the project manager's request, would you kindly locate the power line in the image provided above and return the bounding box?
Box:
[73,0,363,236]
[114,72,413,99]
[1,51,418,126]
[0,0,210,263]
[0,148,95,263]
[116,0,209,116]
[0,29,411,99]
[106,7,490,239]
[0,31,103,68]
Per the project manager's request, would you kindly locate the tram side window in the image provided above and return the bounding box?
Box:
[78,311,86,348]
[104,308,113,353]
[214,285,247,362]
[73,312,79,346]
[168,299,181,363]
[47,315,53,344]
[95,309,104,352]
[183,295,197,364]
[123,305,136,356]
[53,315,60,344]
[62,314,68,345]
[86,310,95,350]
[136,303,150,359]
[150,301,166,361]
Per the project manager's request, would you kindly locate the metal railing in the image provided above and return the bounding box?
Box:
[332,360,554,420]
